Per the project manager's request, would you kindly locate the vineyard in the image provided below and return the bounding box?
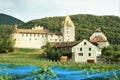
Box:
[0,63,120,80]
[0,48,120,80]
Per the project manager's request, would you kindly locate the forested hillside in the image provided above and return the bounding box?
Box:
[0,13,24,25]
[22,14,120,44]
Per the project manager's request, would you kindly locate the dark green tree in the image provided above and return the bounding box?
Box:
[43,42,61,61]
[102,45,120,63]
[0,25,14,53]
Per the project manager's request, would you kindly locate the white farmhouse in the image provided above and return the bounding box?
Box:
[71,28,109,63]
[11,16,75,49]
[72,39,101,63]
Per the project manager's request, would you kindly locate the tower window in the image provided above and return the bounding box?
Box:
[84,42,86,45]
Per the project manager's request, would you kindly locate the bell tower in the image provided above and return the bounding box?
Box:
[61,16,75,42]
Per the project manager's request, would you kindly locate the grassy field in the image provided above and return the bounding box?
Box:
[0,48,56,66]
[0,48,120,72]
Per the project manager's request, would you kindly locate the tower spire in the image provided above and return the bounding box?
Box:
[62,15,75,27]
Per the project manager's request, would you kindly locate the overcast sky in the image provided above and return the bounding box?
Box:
[0,0,119,22]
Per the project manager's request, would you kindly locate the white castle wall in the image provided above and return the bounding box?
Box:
[12,16,76,49]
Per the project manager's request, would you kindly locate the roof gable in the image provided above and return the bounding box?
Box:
[73,39,98,49]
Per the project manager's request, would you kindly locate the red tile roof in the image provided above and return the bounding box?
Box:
[90,36,108,42]
[13,29,55,34]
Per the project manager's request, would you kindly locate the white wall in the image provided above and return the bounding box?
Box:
[47,34,63,42]
[62,26,75,42]
[12,33,48,49]
[12,32,64,49]
[97,42,109,48]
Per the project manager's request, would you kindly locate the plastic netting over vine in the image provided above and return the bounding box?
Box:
[0,64,120,80]
[50,66,120,80]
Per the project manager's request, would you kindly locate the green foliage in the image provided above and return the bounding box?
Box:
[0,74,17,80]
[22,14,120,44]
[31,66,57,80]
[102,45,120,62]
[17,48,36,52]
[43,42,61,61]
[0,25,14,53]
[0,13,24,25]
[0,37,14,53]
[47,49,61,61]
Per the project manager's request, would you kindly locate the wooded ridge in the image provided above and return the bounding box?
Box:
[22,14,120,45]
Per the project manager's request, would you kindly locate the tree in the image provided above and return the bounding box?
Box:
[0,25,14,53]
[0,38,14,53]
[102,45,120,63]
[42,42,61,61]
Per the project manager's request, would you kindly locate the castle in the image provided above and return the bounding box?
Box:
[12,16,75,49]
[12,16,109,63]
